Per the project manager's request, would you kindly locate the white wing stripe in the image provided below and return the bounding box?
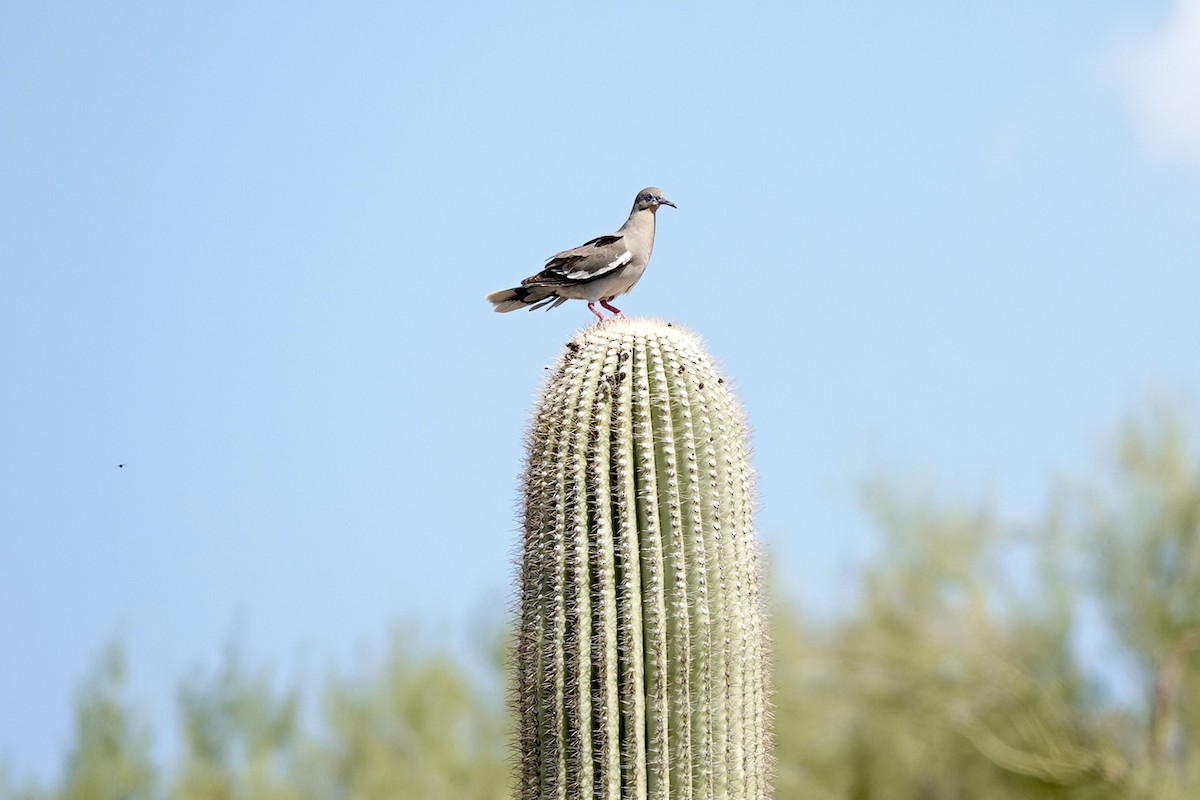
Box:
[608,250,633,269]
[565,250,631,280]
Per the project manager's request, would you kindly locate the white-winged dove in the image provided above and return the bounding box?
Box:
[486,187,675,321]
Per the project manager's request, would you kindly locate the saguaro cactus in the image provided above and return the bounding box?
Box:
[514,318,770,799]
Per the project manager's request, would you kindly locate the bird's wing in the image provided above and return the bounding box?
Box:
[521,233,631,286]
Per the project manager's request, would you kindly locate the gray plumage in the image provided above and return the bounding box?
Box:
[486,187,675,321]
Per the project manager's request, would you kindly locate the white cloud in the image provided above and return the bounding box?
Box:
[1111,0,1200,171]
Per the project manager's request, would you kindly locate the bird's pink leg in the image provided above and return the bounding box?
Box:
[599,299,624,317]
[587,302,606,322]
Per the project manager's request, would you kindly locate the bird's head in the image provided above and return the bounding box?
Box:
[634,187,676,212]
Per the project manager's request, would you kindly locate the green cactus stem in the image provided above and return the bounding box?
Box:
[514,318,770,800]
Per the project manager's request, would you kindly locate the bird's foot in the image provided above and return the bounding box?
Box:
[587,302,606,322]
[600,300,624,317]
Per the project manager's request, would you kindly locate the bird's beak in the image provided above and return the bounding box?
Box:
[659,198,676,208]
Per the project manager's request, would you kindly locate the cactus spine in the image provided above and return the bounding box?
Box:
[515,318,769,799]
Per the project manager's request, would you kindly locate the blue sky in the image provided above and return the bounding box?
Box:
[3,0,1199,782]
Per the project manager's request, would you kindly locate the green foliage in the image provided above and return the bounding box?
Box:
[170,643,302,800]
[4,635,508,800]
[773,493,1128,799]
[9,404,1200,800]
[62,643,155,800]
[319,634,509,800]
[1084,408,1200,798]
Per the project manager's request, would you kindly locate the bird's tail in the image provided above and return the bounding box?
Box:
[486,286,568,313]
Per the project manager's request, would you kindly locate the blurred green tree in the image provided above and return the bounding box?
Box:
[10,404,1200,800]
[1084,408,1200,798]
[316,632,509,800]
[774,488,1128,800]
[170,642,304,800]
[61,643,155,800]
